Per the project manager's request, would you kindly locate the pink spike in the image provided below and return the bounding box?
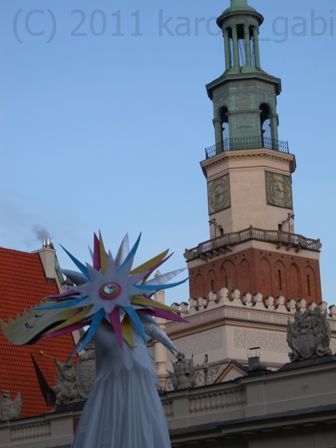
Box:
[44,321,89,339]
[93,233,101,271]
[138,308,188,323]
[109,308,123,348]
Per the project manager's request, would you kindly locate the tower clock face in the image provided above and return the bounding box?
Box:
[208,175,231,215]
[265,171,293,209]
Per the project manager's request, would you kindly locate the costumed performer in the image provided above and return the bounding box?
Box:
[1,232,188,448]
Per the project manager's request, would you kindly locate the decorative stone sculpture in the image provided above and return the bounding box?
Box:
[320,302,329,314]
[171,303,181,313]
[288,299,297,313]
[188,297,198,313]
[219,287,230,304]
[76,342,96,399]
[170,353,196,390]
[299,298,307,312]
[253,292,264,309]
[243,293,253,307]
[287,309,333,362]
[208,291,217,307]
[198,296,207,310]
[309,302,317,311]
[330,305,336,319]
[231,289,242,306]
[275,296,286,312]
[179,302,189,315]
[266,296,275,310]
[53,358,81,407]
[0,390,21,421]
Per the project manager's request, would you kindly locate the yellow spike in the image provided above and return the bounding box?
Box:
[99,231,108,274]
[121,315,134,347]
[131,249,169,276]
[44,306,93,335]
[132,296,174,312]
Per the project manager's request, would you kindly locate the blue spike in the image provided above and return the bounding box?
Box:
[123,306,146,342]
[134,277,189,291]
[60,245,90,279]
[35,296,88,310]
[119,233,142,271]
[78,308,105,351]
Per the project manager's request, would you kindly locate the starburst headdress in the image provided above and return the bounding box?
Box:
[1,233,187,354]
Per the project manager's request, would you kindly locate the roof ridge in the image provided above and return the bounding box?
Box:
[0,247,39,256]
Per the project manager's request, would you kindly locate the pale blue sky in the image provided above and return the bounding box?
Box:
[0,0,335,304]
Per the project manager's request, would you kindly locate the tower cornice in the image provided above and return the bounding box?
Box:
[217,8,264,29]
[207,72,282,100]
[200,148,296,177]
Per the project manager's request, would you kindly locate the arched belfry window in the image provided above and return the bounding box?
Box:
[237,24,246,67]
[224,23,258,70]
[260,103,273,145]
[221,107,230,147]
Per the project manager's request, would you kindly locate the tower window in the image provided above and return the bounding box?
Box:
[278,269,282,290]
[221,107,230,145]
[260,103,272,141]
[237,24,246,67]
[307,275,311,296]
[211,279,215,291]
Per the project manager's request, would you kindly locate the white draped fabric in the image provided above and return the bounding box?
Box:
[72,322,171,448]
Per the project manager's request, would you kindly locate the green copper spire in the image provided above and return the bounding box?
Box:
[229,0,255,12]
[206,0,282,155]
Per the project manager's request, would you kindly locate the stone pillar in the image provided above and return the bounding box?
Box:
[232,25,240,68]
[253,26,261,69]
[223,28,231,70]
[153,287,169,388]
[244,23,251,67]
[270,114,279,142]
[213,115,223,153]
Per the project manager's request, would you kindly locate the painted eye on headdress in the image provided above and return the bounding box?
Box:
[99,282,122,301]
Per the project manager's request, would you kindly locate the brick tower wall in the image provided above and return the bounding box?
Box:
[189,248,322,304]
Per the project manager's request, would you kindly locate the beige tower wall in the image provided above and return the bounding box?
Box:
[202,148,295,236]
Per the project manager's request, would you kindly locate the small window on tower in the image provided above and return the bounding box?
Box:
[278,270,282,290]
[221,107,230,147]
[307,275,312,296]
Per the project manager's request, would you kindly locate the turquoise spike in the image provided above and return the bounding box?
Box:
[60,245,90,279]
[119,233,142,271]
[123,306,146,342]
[35,296,88,310]
[78,308,105,351]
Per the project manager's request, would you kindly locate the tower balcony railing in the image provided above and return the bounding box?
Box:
[184,226,322,261]
[205,136,289,159]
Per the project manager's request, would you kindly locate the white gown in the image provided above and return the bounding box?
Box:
[72,321,171,448]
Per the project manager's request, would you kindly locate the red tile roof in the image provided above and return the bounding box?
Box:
[0,247,74,418]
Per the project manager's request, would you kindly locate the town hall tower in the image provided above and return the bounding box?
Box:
[185,0,322,303]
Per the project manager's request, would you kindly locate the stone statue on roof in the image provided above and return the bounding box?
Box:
[53,359,81,407]
[287,309,332,362]
[170,353,196,390]
[0,390,22,421]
